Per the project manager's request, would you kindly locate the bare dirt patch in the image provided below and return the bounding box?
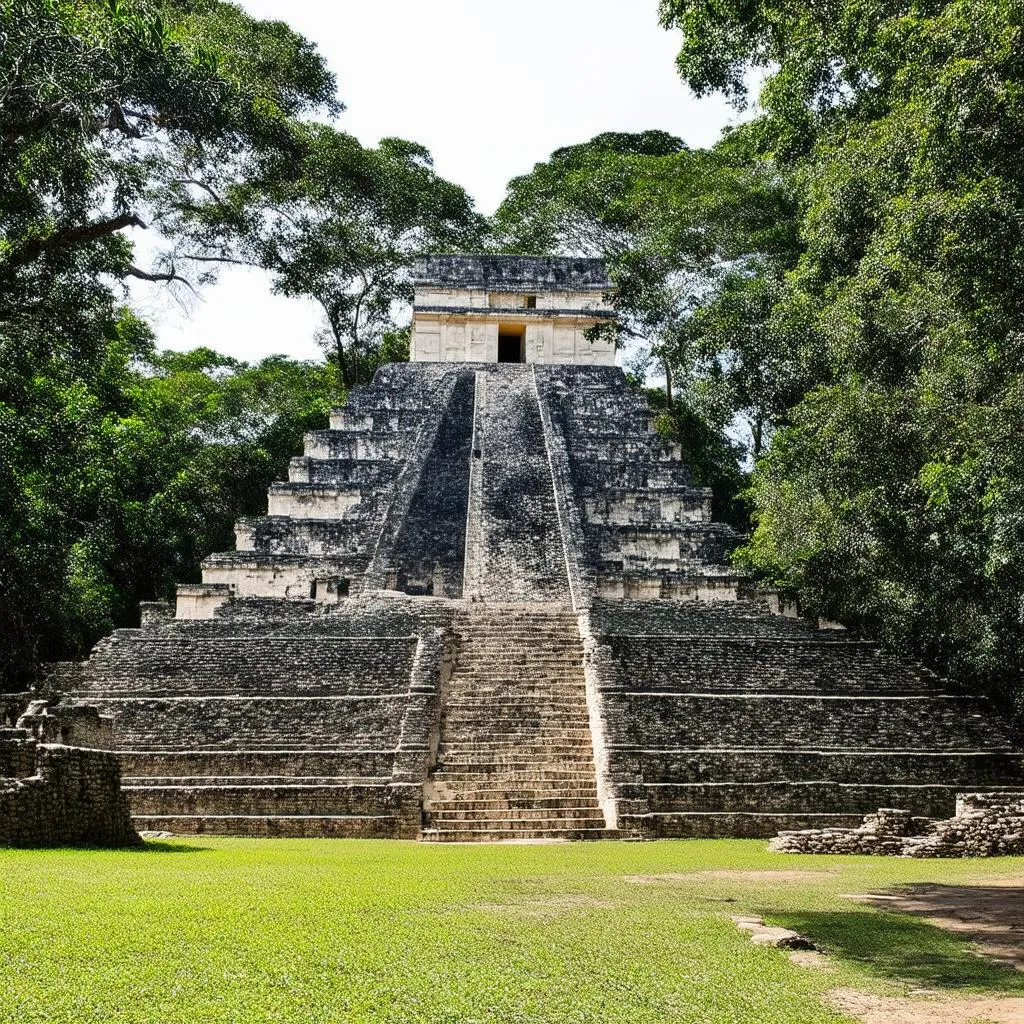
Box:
[827,987,1024,1024]
[623,869,839,885]
[846,881,1024,972]
[790,949,834,970]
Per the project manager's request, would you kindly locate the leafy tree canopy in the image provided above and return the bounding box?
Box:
[495,130,800,521]
[166,128,486,387]
[0,1,482,688]
[661,0,1024,708]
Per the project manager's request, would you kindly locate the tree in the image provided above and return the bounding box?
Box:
[661,0,1024,709]
[166,129,486,388]
[0,327,338,690]
[494,130,799,520]
[0,0,339,309]
[0,0,347,689]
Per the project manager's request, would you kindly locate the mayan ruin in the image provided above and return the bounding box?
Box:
[1,254,1018,844]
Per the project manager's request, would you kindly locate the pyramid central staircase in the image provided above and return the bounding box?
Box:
[423,606,608,841]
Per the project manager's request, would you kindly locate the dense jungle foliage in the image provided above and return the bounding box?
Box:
[657,0,1024,712]
[2,0,1023,715]
[0,0,476,684]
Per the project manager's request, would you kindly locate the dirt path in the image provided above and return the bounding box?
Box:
[827,988,1024,1024]
[847,879,1024,972]
[723,874,1024,1023]
[831,878,1024,1023]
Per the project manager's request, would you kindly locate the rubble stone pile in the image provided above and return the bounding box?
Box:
[770,793,1024,857]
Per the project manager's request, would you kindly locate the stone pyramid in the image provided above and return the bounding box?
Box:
[49,257,1024,841]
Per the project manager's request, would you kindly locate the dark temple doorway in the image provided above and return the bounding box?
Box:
[498,328,525,363]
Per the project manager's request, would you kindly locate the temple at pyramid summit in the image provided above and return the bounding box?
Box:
[30,255,1024,841]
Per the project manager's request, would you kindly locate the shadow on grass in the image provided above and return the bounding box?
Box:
[764,907,1024,994]
[128,840,213,854]
[2,841,210,854]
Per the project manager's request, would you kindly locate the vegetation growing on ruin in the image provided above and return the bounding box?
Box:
[1,839,1021,1023]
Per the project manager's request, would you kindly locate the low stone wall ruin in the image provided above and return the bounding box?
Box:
[0,697,139,849]
[770,793,1024,857]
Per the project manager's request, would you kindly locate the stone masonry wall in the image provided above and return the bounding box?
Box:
[1,743,139,848]
[62,600,453,838]
[465,367,571,602]
[383,370,475,597]
[580,598,1024,837]
[36,360,1024,842]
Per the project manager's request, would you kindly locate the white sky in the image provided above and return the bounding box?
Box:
[134,0,739,363]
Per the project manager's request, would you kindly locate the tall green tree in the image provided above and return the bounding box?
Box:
[661,0,1024,708]
[0,0,338,308]
[495,130,799,519]
[0,324,337,690]
[166,129,486,387]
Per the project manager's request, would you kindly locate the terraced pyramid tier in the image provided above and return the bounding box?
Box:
[41,360,1024,841]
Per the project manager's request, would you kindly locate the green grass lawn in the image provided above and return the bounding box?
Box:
[1,838,1021,1024]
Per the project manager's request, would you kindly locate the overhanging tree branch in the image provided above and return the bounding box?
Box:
[6,213,148,269]
[122,265,197,293]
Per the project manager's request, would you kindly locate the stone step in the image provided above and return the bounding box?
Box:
[451,674,580,686]
[454,659,584,667]
[451,677,585,686]
[124,782,397,816]
[455,622,579,629]
[449,684,585,693]
[438,746,595,759]
[132,814,404,839]
[434,765,597,778]
[439,721,592,733]
[425,806,605,823]
[443,696,587,707]
[425,795,599,811]
[432,768,599,782]
[439,735,593,746]
[455,667,582,675]
[454,631,579,639]
[441,712,589,722]
[427,782,602,802]
[445,689,586,698]
[439,734,593,746]
[122,775,391,787]
[420,826,611,842]
[442,697,588,708]
[429,778,599,791]
[453,651,583,660]
[443,696,588,705]
[438,759,596,770]
[442,716,593,724]
[438,741,593,757]
[440,738,594,749]
[454,637,579,645]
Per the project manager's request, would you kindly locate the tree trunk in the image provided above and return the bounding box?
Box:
[662,356,675,412]
[330,327,352,390]
[752,410,764,458]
